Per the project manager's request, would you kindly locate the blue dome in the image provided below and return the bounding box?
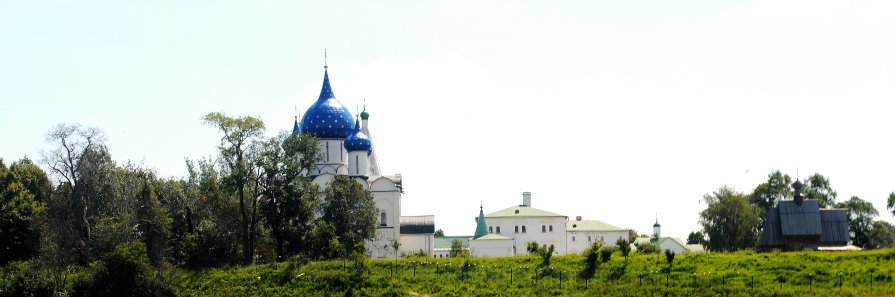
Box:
[344,119,372,152]
[299,70,355,139]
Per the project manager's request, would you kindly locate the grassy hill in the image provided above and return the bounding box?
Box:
[175,249,895,296]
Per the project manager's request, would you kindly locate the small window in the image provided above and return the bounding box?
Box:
[549,225,553,232]
[515,226,519,233]
[496,226,501,234]
[542,225,546,233]
[588,236,592,242]
[380,211,387,226]
[514,209,520,214]
[489,226,493,233]
[572,236,576,242]
[522,226,527,233]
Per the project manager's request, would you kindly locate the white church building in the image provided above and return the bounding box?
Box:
[295,63,434,258]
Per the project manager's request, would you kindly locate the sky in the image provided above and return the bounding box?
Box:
[2,0,895,239]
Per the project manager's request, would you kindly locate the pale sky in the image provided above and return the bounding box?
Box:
[2,0,895,239]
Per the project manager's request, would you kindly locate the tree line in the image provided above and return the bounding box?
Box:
[692,170,895,251]
[0,112,378,295]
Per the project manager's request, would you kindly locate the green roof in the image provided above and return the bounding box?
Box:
[434,236,470,249]
[486,205,565,218]
[473,234,512,241]
[474,207,488,239]
[567,220,627,232]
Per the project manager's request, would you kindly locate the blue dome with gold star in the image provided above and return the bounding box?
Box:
[299,70,355,139]
[344,119,372,152]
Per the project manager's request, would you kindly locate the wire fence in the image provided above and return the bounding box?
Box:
[324,260,895,296]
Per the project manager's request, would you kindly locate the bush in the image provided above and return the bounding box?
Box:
[0,260,54,297]
[70,242,173,297]
[637,242,661,254]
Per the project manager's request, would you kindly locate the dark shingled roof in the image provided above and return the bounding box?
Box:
[819,209,849,245]
[759,208,784,247]
[400,215,435,234]
[778,200,822,236]
[759,199,851,250]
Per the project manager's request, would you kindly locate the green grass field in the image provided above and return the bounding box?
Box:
[175,249,895,296]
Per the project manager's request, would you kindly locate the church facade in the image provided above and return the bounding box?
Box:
[294,64,433,258]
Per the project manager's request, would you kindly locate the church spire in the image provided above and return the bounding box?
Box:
[473,205,488,239]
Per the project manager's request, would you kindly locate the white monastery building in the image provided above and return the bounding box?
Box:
[295,63,434,258]
[469,192,632,257]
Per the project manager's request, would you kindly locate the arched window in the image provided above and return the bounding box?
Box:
[572,236,576,242]
[496,226,501,234]
[549,225,553,232]
[380,211,387,226]
[515,226,519,233]
[489,226,493,233]
[542,225,546,233]
[522,226,527,233]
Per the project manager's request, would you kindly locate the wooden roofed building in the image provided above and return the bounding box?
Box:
[758,180,850,251]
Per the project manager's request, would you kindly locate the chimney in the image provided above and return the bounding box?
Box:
[522,192,531,207]
[576,216,582,221]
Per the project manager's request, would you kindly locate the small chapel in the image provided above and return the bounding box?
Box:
[293,62,434,258]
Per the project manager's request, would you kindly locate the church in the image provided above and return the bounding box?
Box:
[293,63,434,258]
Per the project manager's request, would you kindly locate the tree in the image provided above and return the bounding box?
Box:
[686,231,706,245]
[802,173,837,208]
[320,175,378,258]
[41,123,109,264]
[750,171,792,214]
[449,239,464,257]
[866,220,895,249]
[664,249,676,287]
[699,186,762,252]
[616,238,631,263]
[257,132,320,260]
[0,158,51,265]
[434,229,445,237]
[135,172,171,267]
[579,241,602,280]
[202,112,265,264]
[835,196,878,248]
[887,192,895,217]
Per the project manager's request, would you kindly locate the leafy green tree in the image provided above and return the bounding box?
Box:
[616,238,631,263]
[434,229,445,237]
[202,112,265,264]
[686,231,706,245]
[0,158,51,265]
[699,186,762,252]
[320,175,378,258]
[257,132,320,260]
[802,173,837,208]
[866,220,895,249]
[887,192,895,217]
[579,241,602,280]
[750,171,792,214]
[526,241,539,254]
[135,173,171,267]
[835,196,878,248]
[449,239,465,257]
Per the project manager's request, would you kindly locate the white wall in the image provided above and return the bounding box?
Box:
[659,239,688,254]
[566,230,629,255]
[469,239,514,257]
[399,234,434,256]
[486,216,567,255]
